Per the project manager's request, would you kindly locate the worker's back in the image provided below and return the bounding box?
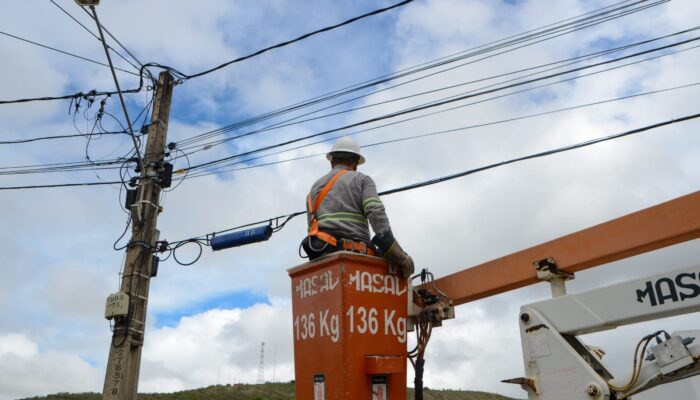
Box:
[307,164,390,244]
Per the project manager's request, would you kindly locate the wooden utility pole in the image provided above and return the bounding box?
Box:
[103,71,174,400]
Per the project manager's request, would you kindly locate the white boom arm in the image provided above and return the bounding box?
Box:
[511,264,700,399]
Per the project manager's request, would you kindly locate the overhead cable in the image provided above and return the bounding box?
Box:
[3,39,693,178]
[183,82,700,178]
[48,0,141,72]
[182,36,700,173]
[3,112,698,191]
[182,0,415,80]
[0,131,125,145]
[177,0,667,147]
[89,5,143,168]
[163,111,700,247]
[377,112,700,196]
[78,3,146,69]
[0,0,657,106]
[0,30,139,76]
[182,26,700,152]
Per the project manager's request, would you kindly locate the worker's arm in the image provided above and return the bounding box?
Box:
[360,174,414,278]
[359,174,391,236]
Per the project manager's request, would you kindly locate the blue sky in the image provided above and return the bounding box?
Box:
[154,290,270,328]
[1,0,699,399]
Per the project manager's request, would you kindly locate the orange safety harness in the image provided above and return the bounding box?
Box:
[307,169,375,256]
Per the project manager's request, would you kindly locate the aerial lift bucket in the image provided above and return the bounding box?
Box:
[289,252,408,399]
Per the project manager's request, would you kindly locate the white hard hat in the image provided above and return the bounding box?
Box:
[326,136,365,165]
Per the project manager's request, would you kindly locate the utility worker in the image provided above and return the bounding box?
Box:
[301,137,415,278]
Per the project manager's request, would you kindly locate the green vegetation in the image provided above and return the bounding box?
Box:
[21,382,519,400]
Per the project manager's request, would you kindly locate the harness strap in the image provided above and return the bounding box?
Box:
[307,170,349,247]
[341,239,375,256]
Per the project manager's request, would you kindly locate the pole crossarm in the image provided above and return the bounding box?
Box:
[435,190,700,306]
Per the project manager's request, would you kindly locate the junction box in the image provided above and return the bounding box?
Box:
[289,252,407,399]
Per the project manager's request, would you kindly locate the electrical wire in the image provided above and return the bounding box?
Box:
[181,81,700,179]
[161,111,700,248]
[90,5,144,172]
[0,40,693,180]
[0,0,659,107]
[0,130,125,145]
[180,0,658,145]
[77,3,146,70]
[0,94,152,177]
[181,36,700,174]
[0,30,139,76]
[0,85,146,105]
[177,0,667,147]
[7,35,670,177]
[180,26,699,153]
[181,0,415,80]
[48,0,141,73]
[3,103,698,192]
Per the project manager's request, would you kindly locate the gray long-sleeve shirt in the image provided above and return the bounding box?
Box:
[307,165,391,244]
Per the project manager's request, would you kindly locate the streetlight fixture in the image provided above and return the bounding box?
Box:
[74,0,100,6]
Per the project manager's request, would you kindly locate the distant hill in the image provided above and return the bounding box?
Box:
[21,382,520,400]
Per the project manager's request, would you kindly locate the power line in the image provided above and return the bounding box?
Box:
[378,112,700,196]
[182,0,655,144]
[163,111,700,247]
[77,2,150,83]
[181,26,699,152]
[0,131,125,145]
[78,4,145,67]
[3,111,698,192]
[182,36,700,173]
[177,0,666,147]
[0,0,658,107]
[0,180,121,190]
[0,84,146,105]
[4,39,693,178]
[89,5,144,171]
[0,94,153,176]
[48,0,141,72]
[182,0,416,80]
[0,30,139,76]
[182,82,700,178]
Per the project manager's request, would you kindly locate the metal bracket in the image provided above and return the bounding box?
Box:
[534,257,574,297]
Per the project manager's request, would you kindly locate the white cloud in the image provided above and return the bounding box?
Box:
[0,334,102,400]
[140,303,294,392]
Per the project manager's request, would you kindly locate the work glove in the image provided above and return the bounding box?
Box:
[383,241,415,279]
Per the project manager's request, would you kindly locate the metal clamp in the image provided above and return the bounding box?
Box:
[534,257,574,297]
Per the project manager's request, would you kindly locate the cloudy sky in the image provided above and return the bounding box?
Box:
[1,0,699,399]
